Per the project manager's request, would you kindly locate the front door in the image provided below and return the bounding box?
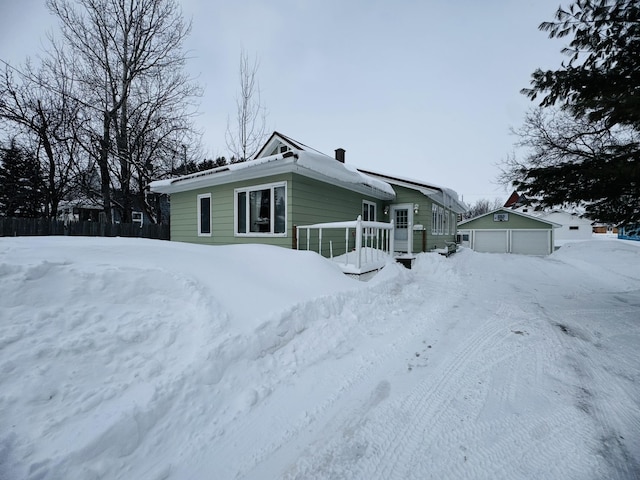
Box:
[391,204,413,253]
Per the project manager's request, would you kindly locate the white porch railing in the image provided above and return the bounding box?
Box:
[295,215,395,274]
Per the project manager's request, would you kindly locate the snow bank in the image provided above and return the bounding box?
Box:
[1,237,639,479]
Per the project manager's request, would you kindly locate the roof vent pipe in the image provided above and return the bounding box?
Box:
[335,148,345,163]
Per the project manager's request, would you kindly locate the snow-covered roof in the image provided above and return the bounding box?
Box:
[149,150,396,200]
[57,197,103,211]
[538,210,594,226]
[357,169,467,213]
[458,208,562,228]
[151,132,467,209]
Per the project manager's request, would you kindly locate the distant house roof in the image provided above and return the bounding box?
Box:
[503,191,530,209]
[538,210,594,225]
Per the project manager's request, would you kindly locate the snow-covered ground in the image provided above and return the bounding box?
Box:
[1,236,639,480]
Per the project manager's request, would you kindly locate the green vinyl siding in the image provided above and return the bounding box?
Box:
[291,175,383,255]
[168,172,384,254]
[167,171,460,255]
[170,173,293,248]
[460,209,554,230]
[388,185,457,252]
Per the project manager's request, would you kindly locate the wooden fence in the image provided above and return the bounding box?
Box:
[0,217,170,240]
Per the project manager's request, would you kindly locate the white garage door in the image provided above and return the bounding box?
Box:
[511,230,550,255]
[474,230,508,253]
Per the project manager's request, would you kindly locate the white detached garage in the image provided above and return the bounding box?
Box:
[458,209,560,255]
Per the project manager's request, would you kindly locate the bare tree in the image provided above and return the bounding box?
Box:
[0,58,83,218]
[47,0,202,223]
[499,107,638,221]
[225,49,268,162]
[462,198,504,219]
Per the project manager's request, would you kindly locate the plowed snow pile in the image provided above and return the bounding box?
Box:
[1,236,639,479]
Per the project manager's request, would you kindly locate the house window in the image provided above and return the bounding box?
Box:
[363,200,376,237]
[197,193,212,236]
[443,208,449,236]
[132,211,143,226]
[438,206,444,234]
[362,200,376,222]
[432,204,438,235]
[451,212,456,235]
[235,182,286,236]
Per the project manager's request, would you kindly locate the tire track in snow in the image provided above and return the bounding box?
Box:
[281,289,613,480]
[282,304,513,479]
[541,303,640,480]
[367,314,532,480]
[182,273,438,479]
[188,263,465,479]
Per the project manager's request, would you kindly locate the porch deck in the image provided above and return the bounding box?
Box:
[296,216,396,280]
[295,216,423,279]
[328,247,394,280]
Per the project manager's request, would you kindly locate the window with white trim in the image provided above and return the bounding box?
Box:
[362,200,377,237]
[432,204,438,235]
[438,206,444,234]
[197,193,212,236]
[443,208,449,236]
[362,200,376,222]
[235,182,286,236]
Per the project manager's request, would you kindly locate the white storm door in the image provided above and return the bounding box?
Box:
[391,204,412,252]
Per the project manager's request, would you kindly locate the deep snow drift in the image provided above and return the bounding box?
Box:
[1,236,639,480]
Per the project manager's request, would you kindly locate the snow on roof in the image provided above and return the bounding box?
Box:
[458,208,563,228]
[149,150,396,199]
[357,168,467,213]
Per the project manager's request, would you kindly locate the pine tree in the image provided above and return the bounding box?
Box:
[507,0,640,224]
[0,140,45,217]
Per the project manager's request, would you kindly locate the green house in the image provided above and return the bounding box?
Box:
[457,208,560,255]
[149,132,466,259]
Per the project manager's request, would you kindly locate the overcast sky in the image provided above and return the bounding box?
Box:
[0,0,569,205]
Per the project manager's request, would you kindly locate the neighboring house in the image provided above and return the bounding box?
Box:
[149,132,466,259]
[457,208,560,255]
[538,210,593,242]
[503,191,533,212]
[57,195,168,226]
[504,191,596,244]
[592,223,619,234]
[57,198,104,223]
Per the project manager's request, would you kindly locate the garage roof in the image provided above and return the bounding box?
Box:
[458,208,561,229]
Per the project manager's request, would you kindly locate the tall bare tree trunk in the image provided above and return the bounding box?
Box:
[100,110,113,223]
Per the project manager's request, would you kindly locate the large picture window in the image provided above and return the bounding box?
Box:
[197,193,212,236]
[235,182,286,236]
